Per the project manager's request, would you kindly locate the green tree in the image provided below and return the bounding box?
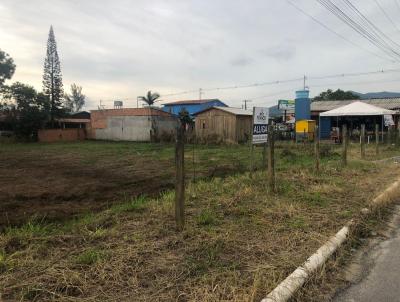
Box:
[313,89,360,102]
[2,82,50,139]
[43,26,63,123]
[138,90,160,106]
[64,84,86,112]
[0,49,16,87]
[178,108,193,127]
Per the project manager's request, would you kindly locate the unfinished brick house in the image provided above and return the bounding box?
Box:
[89,107,178,142]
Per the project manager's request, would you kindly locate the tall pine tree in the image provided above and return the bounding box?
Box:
[43,26,63,124]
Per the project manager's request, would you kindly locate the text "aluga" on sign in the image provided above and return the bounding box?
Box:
[252,107,269,144]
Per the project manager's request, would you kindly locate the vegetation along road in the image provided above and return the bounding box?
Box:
[0,140,399,301]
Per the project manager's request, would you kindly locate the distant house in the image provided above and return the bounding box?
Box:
[162,99,227,116]
[89,107,178,142]
[193,106,252,144]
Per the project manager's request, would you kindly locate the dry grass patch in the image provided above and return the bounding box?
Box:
[1,144,400,301]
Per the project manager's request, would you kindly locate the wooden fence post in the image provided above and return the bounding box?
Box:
[314,125,320,172]
[268,125,275,192]
[175,124,185,231]
[360,124,366,159]
[262,142,267,170]
[397,124,400,148]
[342,124,347,166]
[375,124,379,155]
[250,143,255,178]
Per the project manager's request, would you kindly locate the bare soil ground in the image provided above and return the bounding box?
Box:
[0,145,175,227]
[0,141,255,227]
[1,140,399,301]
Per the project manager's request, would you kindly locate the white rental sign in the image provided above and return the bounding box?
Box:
[252,107,269,144]
[384,115,395,126]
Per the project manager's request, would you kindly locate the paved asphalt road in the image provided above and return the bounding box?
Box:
[334,208,400,302]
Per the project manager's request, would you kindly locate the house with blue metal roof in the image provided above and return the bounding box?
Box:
[162,99,227,116]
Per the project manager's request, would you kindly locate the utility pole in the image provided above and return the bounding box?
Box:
[199,88,203,100]
[303,75,307,90]
[98,100,105,110]
[243,100,252,110]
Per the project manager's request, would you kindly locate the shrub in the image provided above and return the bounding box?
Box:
[75,249,105,265]
[197,209,217,226]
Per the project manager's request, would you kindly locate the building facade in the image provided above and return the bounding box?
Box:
[194,107,252,144]
[90,108,178,142]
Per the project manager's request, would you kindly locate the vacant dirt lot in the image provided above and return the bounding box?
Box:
[0,141,257,227]
[1,142,400,301]
[0,142,177,227]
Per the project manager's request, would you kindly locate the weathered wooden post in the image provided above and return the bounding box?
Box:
[342,124,347,166]
[250,143,255,178]
[314,125,320,172]
[360,124,366,159]
[397,123,400,148]
[175,124,185,231]
[262,142,267,169]
[375,124,379,155]
[268,125,275,192]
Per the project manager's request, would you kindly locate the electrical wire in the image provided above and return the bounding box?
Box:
[286,0,395,63]
[308,76,400,88]
[341,0,400,48]
[94,67,400,104]
[316,0,400,61]
[373,0,400,35]
[330,0,400,61]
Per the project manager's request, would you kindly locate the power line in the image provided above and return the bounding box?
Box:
[200,77,304,92]
[286,0,394,62]
[340,0,400,49]
[373,0,400,35]
[308,67,400,80]
[316,0,400,61]
[94,67,400,104]
[325,0,400,60]
[308,76,400,88]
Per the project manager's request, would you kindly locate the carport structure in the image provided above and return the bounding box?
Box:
[319,101,396,140]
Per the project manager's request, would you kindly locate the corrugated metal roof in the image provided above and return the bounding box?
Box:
[311,98,400,113]
[58,118,91,123]
[193,106,252,116]
[163,99,222,105]
[216,107,253,116]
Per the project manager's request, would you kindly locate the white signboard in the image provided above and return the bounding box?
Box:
[252,107,269,144]
[384,115,395,127]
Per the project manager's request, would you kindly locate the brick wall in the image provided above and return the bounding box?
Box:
[38,129,86,142]
[90,108,173,129]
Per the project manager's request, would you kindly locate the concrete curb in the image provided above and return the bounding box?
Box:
[261,177,400,302]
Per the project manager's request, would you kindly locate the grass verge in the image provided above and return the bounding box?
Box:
[0,143,399,301]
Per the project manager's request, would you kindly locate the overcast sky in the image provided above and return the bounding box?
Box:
[1,0,400,109]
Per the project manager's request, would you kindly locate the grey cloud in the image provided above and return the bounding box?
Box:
[230,55,253,67]
[261,43,297,62]
[0,0,397,109]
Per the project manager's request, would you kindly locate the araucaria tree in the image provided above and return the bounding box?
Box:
[43,26,63,123]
